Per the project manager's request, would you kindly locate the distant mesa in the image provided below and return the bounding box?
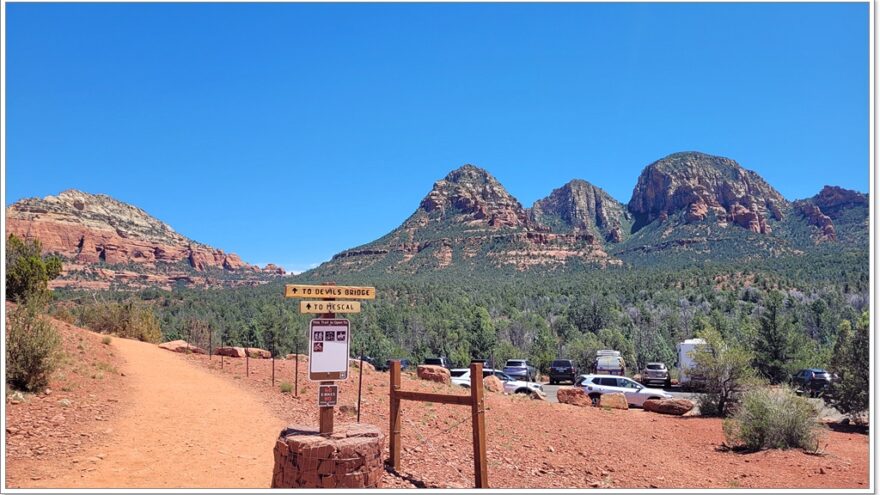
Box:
[5,189,284,289]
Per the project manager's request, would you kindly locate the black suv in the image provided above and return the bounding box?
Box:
[424,356,452,369]
[791,368,832,397]
[549,359,577,384]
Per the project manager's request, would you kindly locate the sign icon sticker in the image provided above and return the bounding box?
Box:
[308,318,351,381]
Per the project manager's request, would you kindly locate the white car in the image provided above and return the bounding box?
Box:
[451,368,544,395]
[576,374,673,407]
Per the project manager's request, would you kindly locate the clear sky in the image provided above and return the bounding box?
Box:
[6,3,869,272]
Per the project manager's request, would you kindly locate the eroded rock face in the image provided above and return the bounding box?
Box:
[812,185,868,218]
[6,190,284,289]
[627,152,787,234]
[530,179,631,243]
[419,165,531,228]
[795,201,836,241]
[416,365,451,385]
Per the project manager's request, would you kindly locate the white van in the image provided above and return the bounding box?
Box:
[593,350,626,376]
[677,338,707,386]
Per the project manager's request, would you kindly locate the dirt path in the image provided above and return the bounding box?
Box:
[39,338,285,489]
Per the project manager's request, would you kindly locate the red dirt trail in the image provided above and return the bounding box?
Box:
[15,337,285,489]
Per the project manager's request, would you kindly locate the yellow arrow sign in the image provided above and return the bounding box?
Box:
[300,301,362,314]
[285,284,376,300]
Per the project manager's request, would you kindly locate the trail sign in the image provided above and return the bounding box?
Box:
[286,284,376,300]
[300,301,361,314]
[318,384,338,407]
[309,318,351,381]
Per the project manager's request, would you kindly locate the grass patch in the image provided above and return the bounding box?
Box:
[101,336,112,345]
[280,381,293,393]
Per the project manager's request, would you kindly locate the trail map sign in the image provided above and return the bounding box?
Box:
[309,318,351,381]
[286,284,376,300]
[300,301,361,314]
[318,384,338,407]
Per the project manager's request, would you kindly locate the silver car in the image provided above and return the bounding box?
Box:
[641,362,672,388]
[577,374,672,407]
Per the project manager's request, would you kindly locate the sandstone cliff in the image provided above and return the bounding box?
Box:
[627,152,787,234]
[530,179,631,243]
[6,190,281,289]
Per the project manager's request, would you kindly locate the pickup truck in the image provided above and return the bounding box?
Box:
[503,359,538,382]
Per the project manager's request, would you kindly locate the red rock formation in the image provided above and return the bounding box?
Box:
[6,190,286,288]
[628,152,787,233]
[796,201,836,241]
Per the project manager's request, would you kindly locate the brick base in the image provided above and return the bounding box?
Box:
[271,423,385,488]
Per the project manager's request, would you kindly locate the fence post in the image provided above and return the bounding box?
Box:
[470,361,488,488]
[389,360,402,470]
[294,341,299,398]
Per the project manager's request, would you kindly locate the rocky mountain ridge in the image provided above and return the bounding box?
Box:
[6,190,285,289]
[309,152,868,276]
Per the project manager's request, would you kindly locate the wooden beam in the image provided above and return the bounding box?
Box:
[389,360,402,470]
[470,361,489,488]
[394,390,472,406]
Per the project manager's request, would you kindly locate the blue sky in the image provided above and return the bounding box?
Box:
[6,3,869,272]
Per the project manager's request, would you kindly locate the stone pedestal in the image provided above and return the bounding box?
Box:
[271,423,385,488]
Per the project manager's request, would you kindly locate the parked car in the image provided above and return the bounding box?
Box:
[593,350,626,376]
[791,368,833,397]
[423,356,452,369]
[578,374,673,407]
[549,359,577,384]
[641,362,672,388]
[385,358,412,371]
[452,368,544,395]
[503,359,538,381]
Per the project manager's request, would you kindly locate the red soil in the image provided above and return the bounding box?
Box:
[5,319,870,489]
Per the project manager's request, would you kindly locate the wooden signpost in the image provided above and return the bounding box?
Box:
[286,283,376,435]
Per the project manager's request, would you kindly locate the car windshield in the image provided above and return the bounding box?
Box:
[506,361,526,367]
[646,363,665,370]
[494,372,514,381]
[450,370,468,377]
[551,360,570,367]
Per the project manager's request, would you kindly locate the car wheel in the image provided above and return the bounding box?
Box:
[589,393,601,407]
[515,388,530,395]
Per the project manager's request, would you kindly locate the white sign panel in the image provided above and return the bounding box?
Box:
[308,318,350,381]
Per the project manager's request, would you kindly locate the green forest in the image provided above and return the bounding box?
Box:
[49,249,869,385]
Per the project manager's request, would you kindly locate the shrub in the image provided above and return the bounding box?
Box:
[102,336,112,345]
[6,301,60,392]
[5,234,62,303]
[828,313,869,418]
[77,301,162,343]
[723,386,822,452]
[280,381,293,394]
[691,326,756,416]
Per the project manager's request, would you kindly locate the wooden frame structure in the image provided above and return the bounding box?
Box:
[389,360,488,488]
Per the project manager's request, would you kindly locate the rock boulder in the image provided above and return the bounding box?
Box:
[642,398,694,416]
[215,346,247,358]
[158,340,206,354]
[599,392,629,410]
[556,387,591,407]
[483,375,504,393]
[246,347,272,359]
[416,365,451,385]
